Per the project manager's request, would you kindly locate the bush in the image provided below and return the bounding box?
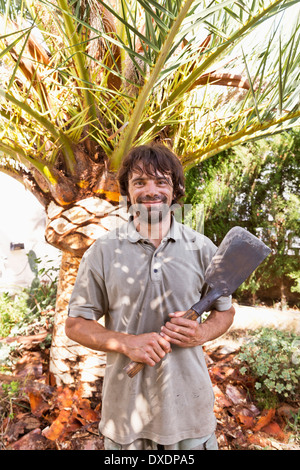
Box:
[0,292,29,338]
[26,253,59,316]
[238,328,300,403]
[0,255,58,339]
[0,380,22,421]
[0,257,58,371]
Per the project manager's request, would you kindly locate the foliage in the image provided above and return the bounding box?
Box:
[238,328,300,404]
[0,380,22,421]
[0,291,28,338]
[286,409,300,442]
[289,271,300,295]
[184,129,300,304]
[0,255,58,340]
[0,256,57,369]
[0,1,299,210]
[25,253,59,317]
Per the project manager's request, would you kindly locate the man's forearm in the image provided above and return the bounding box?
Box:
[65,316,129,354]
[199,306,235,344]
[65,316,171,366]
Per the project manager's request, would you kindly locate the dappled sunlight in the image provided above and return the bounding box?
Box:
[150,290,173,311]
[130,394,152,434]
[100,355,176,440]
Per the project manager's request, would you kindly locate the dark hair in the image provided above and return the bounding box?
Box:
[117,144,185,205]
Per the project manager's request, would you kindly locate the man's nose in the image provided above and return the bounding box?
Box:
[145,180,159,196]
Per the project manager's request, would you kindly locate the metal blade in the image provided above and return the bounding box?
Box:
[204,226,271,296]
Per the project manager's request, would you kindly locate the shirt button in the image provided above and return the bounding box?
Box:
[154,269,158,273]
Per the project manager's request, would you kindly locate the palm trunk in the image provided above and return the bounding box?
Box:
[49,250,106,398]
[46,196,128,397]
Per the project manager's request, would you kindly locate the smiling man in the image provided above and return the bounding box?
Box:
[65,144,235,450]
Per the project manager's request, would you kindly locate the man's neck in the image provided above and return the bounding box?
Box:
[134,213,172,248]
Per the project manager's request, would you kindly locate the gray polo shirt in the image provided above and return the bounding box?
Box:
[68,217,231,445]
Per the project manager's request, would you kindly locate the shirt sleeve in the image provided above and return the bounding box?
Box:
[68,248,108,321]
[211,293,232,312]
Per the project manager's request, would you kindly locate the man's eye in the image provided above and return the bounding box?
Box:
[157,179,168,186]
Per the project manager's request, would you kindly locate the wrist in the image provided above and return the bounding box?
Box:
[197,321,211,345]
[114,332,135,357]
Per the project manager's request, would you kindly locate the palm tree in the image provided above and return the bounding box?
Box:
[1,0,299,397]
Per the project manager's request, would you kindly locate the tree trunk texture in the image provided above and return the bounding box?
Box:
[46,196,128,398]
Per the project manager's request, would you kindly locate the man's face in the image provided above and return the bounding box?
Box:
[127,167,174,223]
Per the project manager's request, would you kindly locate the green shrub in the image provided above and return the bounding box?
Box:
[0,380,22,420]
[0,292,29,338]
[0,256,58,340]
[238,328,300,402]
[25,253,59,316]
[0,256,58,370]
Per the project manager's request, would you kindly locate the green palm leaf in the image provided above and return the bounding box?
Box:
[0,0,299,206]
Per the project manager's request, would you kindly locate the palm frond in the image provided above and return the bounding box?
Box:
[109,0,200,168]
[0,0,299,195]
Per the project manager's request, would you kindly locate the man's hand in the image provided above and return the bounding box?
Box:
[160,311,203,348]
[160,306,235,348]
[123,332,172,367]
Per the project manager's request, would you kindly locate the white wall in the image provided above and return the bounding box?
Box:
[0,173,61,293]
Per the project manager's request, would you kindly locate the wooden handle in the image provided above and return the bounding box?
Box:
[123,360,145,378]
[123,308,199,378]
[181,308,199,321]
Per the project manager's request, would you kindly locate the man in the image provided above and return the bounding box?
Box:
[65,144,235,450]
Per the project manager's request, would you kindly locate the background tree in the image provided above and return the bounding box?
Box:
[185,129,300,307]
[0,0,299,396]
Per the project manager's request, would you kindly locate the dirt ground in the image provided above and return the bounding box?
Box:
[206,302,300,351]
[231,303,299,333]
